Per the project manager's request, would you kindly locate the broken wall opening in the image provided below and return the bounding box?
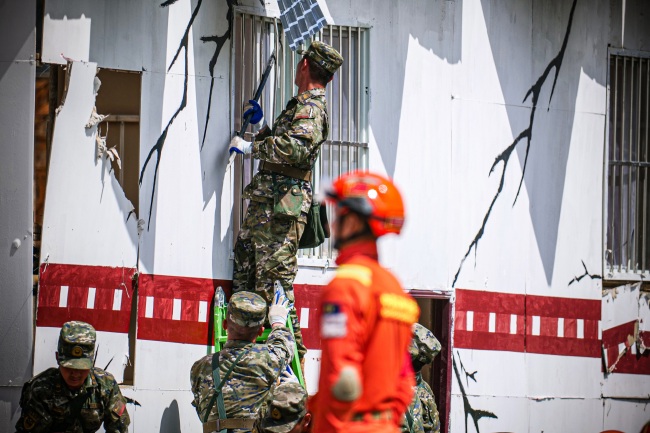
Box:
[34,63,141,385]
[94,69,141,216]
[413,294,453,433]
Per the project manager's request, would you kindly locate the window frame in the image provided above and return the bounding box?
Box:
[230,11,370,265]
[604,47,650,281]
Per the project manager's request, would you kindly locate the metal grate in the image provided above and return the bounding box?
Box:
[277,0,327,51]
[606,51,650,276]
[232,13,369,260]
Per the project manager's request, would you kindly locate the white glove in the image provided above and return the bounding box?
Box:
[279,365,299,384]
[229,135,252,155]
[268,283,290,326]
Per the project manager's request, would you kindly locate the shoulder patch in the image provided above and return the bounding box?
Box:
[335,264,372,287]
[321,303,347,338]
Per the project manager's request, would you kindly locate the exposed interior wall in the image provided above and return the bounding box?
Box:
[0,2,35,432]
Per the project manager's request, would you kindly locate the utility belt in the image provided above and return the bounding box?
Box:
[202,418,255,433]
[259,161,312,182]
[350,409,393,423]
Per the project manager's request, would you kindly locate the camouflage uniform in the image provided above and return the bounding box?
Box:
[233,42,343,360]
[16,321,129,433]
[254,382,308,433]
[190,292,295,432]
[401,324,442,433]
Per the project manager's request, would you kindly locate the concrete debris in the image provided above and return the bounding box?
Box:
[93,124,121,169]
[86,106,107,128]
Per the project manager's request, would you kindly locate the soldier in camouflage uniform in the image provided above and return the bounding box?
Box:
[190,290,294,433]
[253,382,311,433]
[402,323,442,433]
[16,321,130,433]
[229,41,344,366]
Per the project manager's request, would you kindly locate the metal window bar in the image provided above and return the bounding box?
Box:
[607,52,650,275]
[233,13,369,260]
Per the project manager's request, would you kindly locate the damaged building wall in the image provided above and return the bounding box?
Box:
[26,0,650,432]
[0,2,36,432]
[36,60,139,383]
[40,1,235,431]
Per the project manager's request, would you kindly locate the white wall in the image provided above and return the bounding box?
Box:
[0,2,35,431]
[31,0,650,432]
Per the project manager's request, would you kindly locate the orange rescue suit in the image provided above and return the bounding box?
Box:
[312,240,420,433]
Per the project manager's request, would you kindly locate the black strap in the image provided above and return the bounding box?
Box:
[203,348,251,426]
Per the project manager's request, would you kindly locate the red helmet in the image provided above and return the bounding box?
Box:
[326,171,405,237]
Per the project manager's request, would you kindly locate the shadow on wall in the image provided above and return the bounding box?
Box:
[159,399,181,433]
[373,0,463,178]
[453,0,594,286]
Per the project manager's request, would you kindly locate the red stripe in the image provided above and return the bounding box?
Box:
[496,313,510,334]
[540,316,558,337]
[138,318,211,346]
[473,312,489,332]
[293,284,325,349]
[455,311,467,331]
[37,307,131,333]
[455,289,601,358]
[527,336,600,358]
[602,320,636,350]
[454,331,525,352]
[136,274,230,344]
[37,264,135,332]
[455,289,524,314]
[527,295,600,320]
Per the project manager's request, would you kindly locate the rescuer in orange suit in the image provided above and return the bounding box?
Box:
[310,171,420,433]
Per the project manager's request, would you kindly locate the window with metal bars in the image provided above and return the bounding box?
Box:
[232,13,369,261]
[606,50,650,277]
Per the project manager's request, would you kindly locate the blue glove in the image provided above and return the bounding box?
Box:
[244,99,264,124]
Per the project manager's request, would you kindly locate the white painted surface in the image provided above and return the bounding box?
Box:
[40,61,138,267]
[18,0,650,431]
[0,2,35,431]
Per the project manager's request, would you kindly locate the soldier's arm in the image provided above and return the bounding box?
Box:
[100,372,130,433]
[266,325,295,378]
[253,103,325,166]
[15,380,53,433]
[190,355,215,421]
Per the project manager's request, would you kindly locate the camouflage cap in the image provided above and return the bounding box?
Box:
[409,323,441,365]
[259,382,308,433]
[297,41,343,74]
[228,291,267,328]
[57,321,96,370]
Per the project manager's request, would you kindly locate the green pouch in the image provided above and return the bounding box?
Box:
[273,177,303,219]
[299,202,329,249]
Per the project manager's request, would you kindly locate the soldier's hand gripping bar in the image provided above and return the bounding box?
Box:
[238,50,276,137]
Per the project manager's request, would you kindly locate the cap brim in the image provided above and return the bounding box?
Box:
[59,358,93,369]
[259,419,300,433]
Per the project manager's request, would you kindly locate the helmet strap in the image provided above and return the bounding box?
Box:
[333,212,374,250]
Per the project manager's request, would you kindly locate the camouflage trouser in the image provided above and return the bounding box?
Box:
[233,199,307,359]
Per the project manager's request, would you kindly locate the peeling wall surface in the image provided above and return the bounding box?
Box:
[0,2,35,432]
[12,0,649,432]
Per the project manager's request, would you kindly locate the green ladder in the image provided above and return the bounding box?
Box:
[213,291,305,387]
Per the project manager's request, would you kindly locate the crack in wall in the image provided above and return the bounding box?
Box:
[568,260,603,286]
[199,0,236,150]
[139,0,204,229]
[452,0,578,288]
[453,352,497,433]
[458,353,478,386]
